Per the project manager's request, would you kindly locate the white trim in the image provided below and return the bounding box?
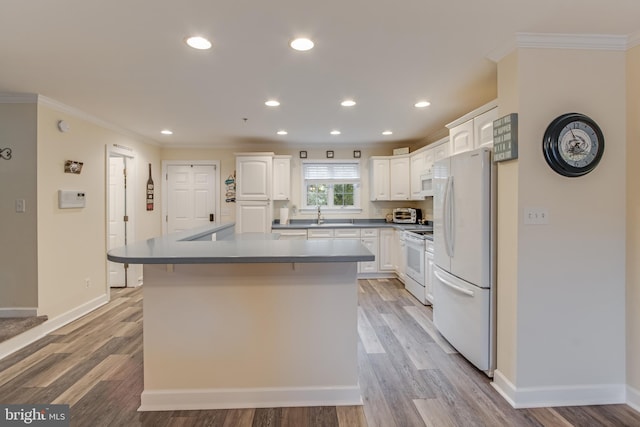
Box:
[516,33,628,51]
[629,31,640,49]
[491,370,626,409]
[0,308,38,318]
[138,385,362,411]
[0,294,108,361]
[37,95,159,146]
[488,33,635,63]
[628,384,640,412]
[161,160,221,235]
[0,93,39,104]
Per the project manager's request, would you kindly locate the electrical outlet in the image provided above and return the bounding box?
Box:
[85,278,92,288]
[524,207,549,225]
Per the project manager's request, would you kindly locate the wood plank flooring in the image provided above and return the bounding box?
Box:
[1,279,639,426]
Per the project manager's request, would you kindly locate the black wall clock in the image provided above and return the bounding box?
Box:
[542,112,604,177]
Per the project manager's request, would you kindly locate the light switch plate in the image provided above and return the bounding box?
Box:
[524,207,549,224]
[15,199,26,213]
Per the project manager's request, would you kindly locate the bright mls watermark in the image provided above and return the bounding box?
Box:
[1,405,69,426]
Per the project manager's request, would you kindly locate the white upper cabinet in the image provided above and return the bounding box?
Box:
[410,152,426,200]
[432,138,450,162]
[272,155,291,201]
[446,100,498,155]
[369,158,390,201]
[389,156,410,200]
[236,154,273,200]
[473,107,499,149]
[449,119,474,155]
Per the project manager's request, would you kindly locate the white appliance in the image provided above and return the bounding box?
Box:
[433,147,495,376]
[404,231,426,304]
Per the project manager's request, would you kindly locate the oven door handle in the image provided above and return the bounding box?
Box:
[434,270,474,297]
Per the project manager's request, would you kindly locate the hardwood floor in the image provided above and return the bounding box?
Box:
[1,279,639,426]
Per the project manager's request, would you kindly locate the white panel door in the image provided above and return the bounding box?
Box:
[167,165,216,233]
[410,153,426,200]
[272,156,291,201]
[369,159,390,201]
[108,157,126,287]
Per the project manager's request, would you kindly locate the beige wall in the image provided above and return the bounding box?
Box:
[627,44,640,397]
[0,102,38,310]
[162,144,433,224]
[497,48,626,391]
[495,51,519,382]
[36,102,161,318]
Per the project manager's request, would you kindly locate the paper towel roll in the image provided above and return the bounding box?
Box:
[280,207,289,225]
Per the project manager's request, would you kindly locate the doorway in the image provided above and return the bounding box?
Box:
[106,145,137,288]
[162,161,220,234]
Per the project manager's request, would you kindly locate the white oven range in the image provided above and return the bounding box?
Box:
[403,229,432,305]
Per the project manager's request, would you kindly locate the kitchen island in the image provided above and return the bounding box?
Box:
[107,223,374,411]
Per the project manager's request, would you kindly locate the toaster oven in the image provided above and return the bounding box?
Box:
[392,208,422,224]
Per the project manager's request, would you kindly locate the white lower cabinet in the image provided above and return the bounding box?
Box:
[236,201,271,233]
[272,229,307,240]
[378,228,395,272]
[425,240,434,304]
[359,229,379,274]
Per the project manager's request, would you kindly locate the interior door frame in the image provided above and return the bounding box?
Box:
[161,160,221,235]
[105,144,138,292]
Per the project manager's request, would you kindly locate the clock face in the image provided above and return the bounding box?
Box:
[543,113,604,177]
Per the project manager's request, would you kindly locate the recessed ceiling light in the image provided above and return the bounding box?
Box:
[265,100,280,107]
[341,99,356,107]
[414,100,431,108]
[330,130,341,135]
[290,38,314,51]
[185,36,212,50]
[161,129,173,135]
[382,130,393,135]
[277,130,288,135]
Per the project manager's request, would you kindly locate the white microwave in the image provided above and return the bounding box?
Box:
[419,172,433,197]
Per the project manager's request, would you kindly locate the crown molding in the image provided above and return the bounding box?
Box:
[0,93,39,104]
[488,32,632,62]
[516,32,628,51]
[36,95,159,146]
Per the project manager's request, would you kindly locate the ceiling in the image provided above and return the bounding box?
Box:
[1,1,639,148]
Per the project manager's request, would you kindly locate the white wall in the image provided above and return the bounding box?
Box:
[626,43,640,407]
[36,100,161,318]
[0,101,38,311]
[495,47,626,405]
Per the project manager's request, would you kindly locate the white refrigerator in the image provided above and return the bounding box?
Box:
[432,147,496,376]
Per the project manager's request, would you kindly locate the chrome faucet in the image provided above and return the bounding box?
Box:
[317,205,324,224]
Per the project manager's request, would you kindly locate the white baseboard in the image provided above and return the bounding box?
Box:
[491,369,626,409]
[139,385,363,412]
[628,384,640,412]
[0,308,38,318]
[0,294,109,361]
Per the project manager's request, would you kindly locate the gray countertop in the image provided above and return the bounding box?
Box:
[107,223,375,265]
[271,219,433,231]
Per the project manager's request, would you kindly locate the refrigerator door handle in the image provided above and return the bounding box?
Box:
[434,270,474,297]
[442,176,452,257]
[448,177,455,257]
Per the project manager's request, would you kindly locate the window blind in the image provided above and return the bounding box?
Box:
[303,162,360,180]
